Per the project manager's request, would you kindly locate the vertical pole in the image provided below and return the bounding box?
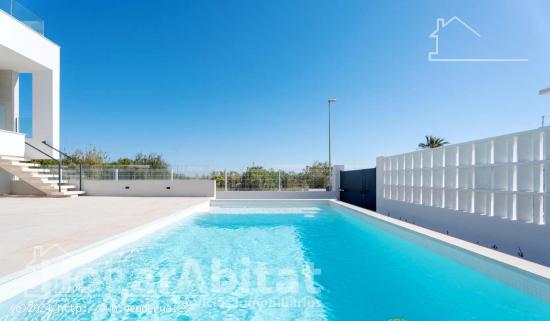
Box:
[542,134,546,224]
[278,170,281,191]
[512,136,518,195]
[79,163,82,191]
[115,168,119,181]
[58,161,61,192]
[442,148,446,209]
[455,146,459,210]
[328,100,332,191]
[419,152,423,204]
[170,169,174,181]
[430,150,434,206]
[471,144,475,213]
[224,170,228,191]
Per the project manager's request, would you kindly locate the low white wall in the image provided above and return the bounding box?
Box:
[80,180,215,197]
[216,191,339,199]
[0,129,25,157]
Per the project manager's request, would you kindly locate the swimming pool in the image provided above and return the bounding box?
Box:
[0,200,549,320]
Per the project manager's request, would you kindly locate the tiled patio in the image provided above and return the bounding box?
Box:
[0,196,210,278]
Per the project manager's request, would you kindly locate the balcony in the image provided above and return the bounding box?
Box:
[0,0,44,34]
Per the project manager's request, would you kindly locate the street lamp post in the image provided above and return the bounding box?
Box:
[328,98,336,191]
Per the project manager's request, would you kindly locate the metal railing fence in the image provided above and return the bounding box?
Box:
[41,165,330,192]
[215,169,330,192]
[43,165,212,181]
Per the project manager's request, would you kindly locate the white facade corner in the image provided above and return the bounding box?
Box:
[0,8,60,160]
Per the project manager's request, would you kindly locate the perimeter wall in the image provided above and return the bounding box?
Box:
[376,127,550,265]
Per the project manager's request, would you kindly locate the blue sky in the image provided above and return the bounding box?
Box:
[19,0,550,169]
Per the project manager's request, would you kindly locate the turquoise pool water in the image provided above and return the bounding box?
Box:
[1,202,549,320]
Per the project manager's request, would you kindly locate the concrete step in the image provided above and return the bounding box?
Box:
[0,158,85,198]
[35,181,75,188]
[20,168,51,173]
[58,185,77,190]
[35,186,77,194]
[33,179,70,185]
[50,190,86,197]
[0,160,50,169]
[0,160,31,167]
[30,173,59,179]
[0,156,26,161]
[18,162,42,167]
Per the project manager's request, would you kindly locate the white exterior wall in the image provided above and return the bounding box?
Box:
[28,70,60,157]
[0,11,59,71]
[0,129,25,157]
[376,127,550,265]
[331,165,344,192]
[79,180,216,197]
[0,9,60,159]
[0,70,18,131]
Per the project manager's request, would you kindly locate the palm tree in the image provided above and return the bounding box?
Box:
[418,135,449,149]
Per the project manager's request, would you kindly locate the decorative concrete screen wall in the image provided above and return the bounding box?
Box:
[376,127,550,264]
[377,128,547,224]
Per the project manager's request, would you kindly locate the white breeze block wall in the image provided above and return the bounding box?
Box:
[376,127,550,265]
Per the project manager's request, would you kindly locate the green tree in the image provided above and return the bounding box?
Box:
[240,166,278,190]
[71,147,109,166]
[301,161,330,189]
[226,170,242,189]
[210,171,226,188]
[418,136,449,149]
[113,157,133,166]
[111,153,168,169]
[132,153,168,169]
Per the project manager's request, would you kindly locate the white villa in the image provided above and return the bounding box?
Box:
[0,4,81,197]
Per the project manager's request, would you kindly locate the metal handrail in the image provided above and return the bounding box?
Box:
[41,141,83,191]
[24,142,61,192]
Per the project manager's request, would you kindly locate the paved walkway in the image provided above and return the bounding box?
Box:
[0,196,210,278]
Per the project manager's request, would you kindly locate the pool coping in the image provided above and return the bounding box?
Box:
[331,200,550,281]
[0,200,210,303]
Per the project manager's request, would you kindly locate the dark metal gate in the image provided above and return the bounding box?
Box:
[340,168,376,211]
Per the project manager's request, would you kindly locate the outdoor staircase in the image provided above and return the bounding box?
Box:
[0,156,85,197]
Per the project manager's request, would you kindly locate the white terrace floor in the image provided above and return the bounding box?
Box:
[0,196,210,278]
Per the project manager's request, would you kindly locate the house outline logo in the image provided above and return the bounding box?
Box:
[22,243,71,299]
[428,16,528,62]
[25,243,69,271]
